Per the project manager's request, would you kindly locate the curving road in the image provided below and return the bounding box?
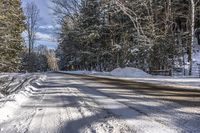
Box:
[0,72,200,133]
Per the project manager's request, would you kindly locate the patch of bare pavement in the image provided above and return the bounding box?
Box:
[0,72,200,133]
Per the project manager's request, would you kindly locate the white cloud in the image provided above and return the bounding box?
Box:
[35,32,57,42]
[39,25,55,30]
[22,31,57,42]
[38,24,61,30]
[35,40,58,49]
[55,24,61,29]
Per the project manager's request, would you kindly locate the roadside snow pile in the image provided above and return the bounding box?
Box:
[0,88,30,122]
[0,93,4,98]
[0,74,46,123]
[62,67,151,78]
[111,67,151,78]
[0,73,31,96]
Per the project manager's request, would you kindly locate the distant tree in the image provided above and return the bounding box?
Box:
[21,45,49,72]
[46,50,59,71]
[21,51,38,72]
[35,45,49,72]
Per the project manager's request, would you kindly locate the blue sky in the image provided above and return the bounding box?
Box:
[22,0,59,49]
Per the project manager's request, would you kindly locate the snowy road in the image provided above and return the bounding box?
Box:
[0,73,200,133]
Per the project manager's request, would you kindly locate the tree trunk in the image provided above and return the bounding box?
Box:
[189,0,195,76]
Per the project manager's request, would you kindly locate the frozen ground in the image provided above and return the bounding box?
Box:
[0,73,200,133]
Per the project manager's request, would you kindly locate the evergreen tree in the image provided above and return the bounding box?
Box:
[0,0,25,72]
[53,0,200,75]
[78,0,101,70]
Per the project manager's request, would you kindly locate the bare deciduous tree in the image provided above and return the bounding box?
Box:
[46,50,59,71]
[25,2,39,54]
[51,0,81,24]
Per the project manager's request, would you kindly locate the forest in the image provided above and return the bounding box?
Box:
[1,1,200,132]
[1,0,200,76]
[53,0,200,76]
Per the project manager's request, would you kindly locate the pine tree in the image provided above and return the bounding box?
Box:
[78,0,101,70]
[54,0,200,75]
[0,0,25,72]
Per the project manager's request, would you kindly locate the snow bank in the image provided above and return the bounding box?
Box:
[0,73,30,93]
[0,90,29,122]
[60,68,200,90]
[62,67,150,78]
[0,93,4,98]
[0,74,46,123]
[111,67,150,78]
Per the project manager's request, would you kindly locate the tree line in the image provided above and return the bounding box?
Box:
[0,0,58,72]
[1,0,200,75]
[53,0,200,75]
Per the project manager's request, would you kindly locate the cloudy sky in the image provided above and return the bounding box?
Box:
[22,0,59,49]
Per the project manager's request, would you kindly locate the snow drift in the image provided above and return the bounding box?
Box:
[111,67,150,78]
[61,67,151,78]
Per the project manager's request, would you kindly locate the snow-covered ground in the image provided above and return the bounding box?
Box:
[0,73,29,98]
[0,73,199,133]
[110,67,150,78]
[0,74,46,123]
[61,67,200,90]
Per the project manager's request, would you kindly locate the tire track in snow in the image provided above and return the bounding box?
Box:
[68,79,179,133]
[76,77,199,133]
[66,86,136,133]
[28,88,65,133]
